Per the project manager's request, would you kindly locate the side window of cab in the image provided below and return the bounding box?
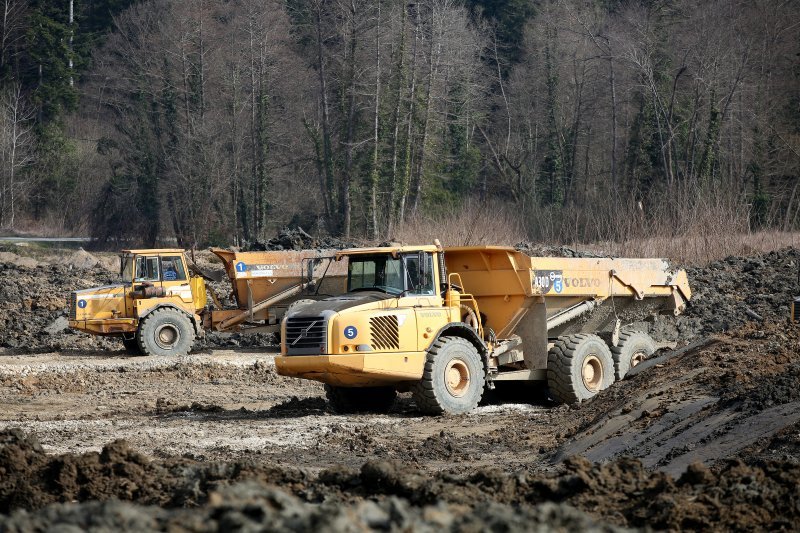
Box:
[403,253,435,295]
[161,256,187,281]
[134,256,160,282]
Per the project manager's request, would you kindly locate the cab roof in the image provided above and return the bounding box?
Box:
[336,244,439,259]
[121,249,185,255]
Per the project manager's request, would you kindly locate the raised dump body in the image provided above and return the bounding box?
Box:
[209,248,347,331]
[445,247,689,334]
[275,242,692,414]
[444,247,690,387]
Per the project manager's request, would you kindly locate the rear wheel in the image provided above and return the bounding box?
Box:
[411,336,485,415]
[547,333,614,404]
[324,385,397,414]
[137,308,195,357]
[611,330,656,380]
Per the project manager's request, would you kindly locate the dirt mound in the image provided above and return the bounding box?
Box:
[2,240,794,354]
[515,242,604,258]
[552,321,800,476]
[0,258,119,353]
[0,482,620,533]
[682,247,799,334]
[1,428,797,531]
[0,429,308,513]
[512,245,799,343]
[244,227,360,251]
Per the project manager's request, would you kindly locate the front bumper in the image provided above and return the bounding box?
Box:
[275,352,425,386]
[69,319,137,336]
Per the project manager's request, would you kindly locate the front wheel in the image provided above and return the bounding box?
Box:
[411,336,485,415]
[137,308,195,357]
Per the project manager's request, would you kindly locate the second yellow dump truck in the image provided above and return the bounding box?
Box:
[68,248,346,356]
[275,242,691,412]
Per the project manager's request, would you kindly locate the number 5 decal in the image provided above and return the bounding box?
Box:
[344,326,358,339]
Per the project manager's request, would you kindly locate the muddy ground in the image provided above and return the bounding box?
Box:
[0,243,799,531]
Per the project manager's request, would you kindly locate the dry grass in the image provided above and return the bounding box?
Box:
[392,195,798,265]
[521,183,800,264]
[582,231,800,265]
[393,199,526,247]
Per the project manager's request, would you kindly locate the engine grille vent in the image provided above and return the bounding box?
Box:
[370,315,399,350]
[69,292,77,320]
[285,316,327,355]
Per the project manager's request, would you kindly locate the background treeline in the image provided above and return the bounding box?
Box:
[0,0,797,249]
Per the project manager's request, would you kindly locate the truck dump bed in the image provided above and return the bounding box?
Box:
[444,246,690,340]
[209,248,348,330]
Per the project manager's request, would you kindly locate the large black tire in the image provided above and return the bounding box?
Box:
[121,336,142,355]
[411,336,486,415]
[137,308,195,357]
[324,385,397,414]
[611,330,656,380]
[547,333,614,404]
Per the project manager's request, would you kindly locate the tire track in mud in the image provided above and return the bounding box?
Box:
[553,321,800,477]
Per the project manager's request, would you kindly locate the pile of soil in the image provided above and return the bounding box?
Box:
[548,320,800,477]
[0,254,119,353]
[2,237,795,353]
[244,227,361,251]
[0,428,796,531]
[682,248,800,334]
[514,242,603,258]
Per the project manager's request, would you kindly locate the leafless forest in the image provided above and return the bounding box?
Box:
[0,0,797,249]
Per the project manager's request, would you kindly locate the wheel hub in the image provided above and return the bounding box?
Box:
[631,350,647,367]
[582,354,603,391]
[444,359,470,397]
[155,324,180,350]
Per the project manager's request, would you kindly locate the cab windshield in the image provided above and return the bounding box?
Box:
[348,255,403,295]
[347,253,435,296]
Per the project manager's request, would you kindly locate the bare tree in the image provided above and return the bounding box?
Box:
[0,83,34,229]
[0,0,26,74]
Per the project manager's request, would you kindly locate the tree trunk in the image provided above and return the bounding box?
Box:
[609,57,617,199]
[369,0,381,239]
[314,2,335,232]
[397,3,419,225]
[411,19,441,217]
[341,0,358,238]
[386,4,407,237]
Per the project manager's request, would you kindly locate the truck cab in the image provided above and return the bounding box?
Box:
[275,242,488,414]
[69,249,206,356]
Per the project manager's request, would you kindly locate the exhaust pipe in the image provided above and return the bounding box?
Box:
[134,282,166,299]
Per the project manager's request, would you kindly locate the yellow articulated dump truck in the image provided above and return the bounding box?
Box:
[275,242,691,414]
[69,248,346,356]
